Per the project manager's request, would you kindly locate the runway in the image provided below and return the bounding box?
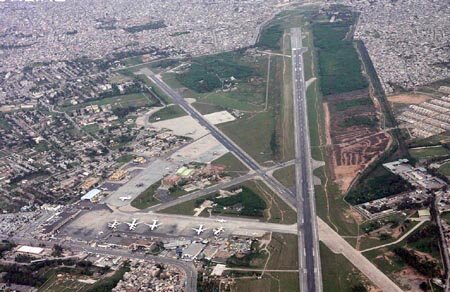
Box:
[291,27,322,292]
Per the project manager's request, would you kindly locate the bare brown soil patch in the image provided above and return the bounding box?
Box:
[334,165,361,193]
[395,267,428,291]
[343,205,364,224]
[388,94,432,105]
[324,89,390,192]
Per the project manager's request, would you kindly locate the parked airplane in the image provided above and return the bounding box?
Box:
[145,219,162,231]
[192,224,207,236]
[119,196,132,201]
[126,218,141,230]
[213,227,224,236]
[108,219,120,229]
[216,218,227,223]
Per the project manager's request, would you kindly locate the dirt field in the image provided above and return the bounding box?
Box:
[323,89,390,192]
[387,93,432,105]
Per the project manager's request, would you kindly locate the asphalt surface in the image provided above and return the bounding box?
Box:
[291,27,322,292]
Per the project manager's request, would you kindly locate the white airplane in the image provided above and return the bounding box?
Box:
[216,218,227,223]
[119,196,132,201]
[108,219,120,229]
[125,218,141,231]
[145,219,162,231]
[213,227,224,236]
[192,224,207,236]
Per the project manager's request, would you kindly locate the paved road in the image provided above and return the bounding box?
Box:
[291,27,322,292]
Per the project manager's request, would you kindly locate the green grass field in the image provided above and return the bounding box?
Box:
[219,112,276,165]
[273,165,295,188]
[130,180,161,209]
[211,152,248,176]
[86,264,130,292]
[438,162,450,177]
[441,211,450,223]
[200,90,264,111]
[82,123,100,136]
[116,154,135,164]
[265,233,298,270]
[157,197,197,216]
[192,102,225,114]
[38,272,91,292]
[233,272,299,292]
[149,105,186,121]
[409,146,450,160]
[321,243,372,292]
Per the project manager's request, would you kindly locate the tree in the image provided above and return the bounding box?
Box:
[51,244,63,257]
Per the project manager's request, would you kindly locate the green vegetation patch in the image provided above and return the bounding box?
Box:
[273,165,295,188]
[233,272,299,292]
[159,180,296,224]
[176,52,256,93]
[149,105,186,122]
[170,31,190,37]
[124,21,166,33]
[219,112,276,164]
[340,116,378,128]
[116,154,135,164]
[346,167,411,205]
[0,115,10,129]
[320,243,371,292]
[192,102,225,114]
[86,262,130,292]
[201,89,264,111]
[409,146,450,160]
[211,153,248,176]
[130,180,162,209]
[312,20,368,95]
[257,24,284,50]
[133,75,172,104]
[334,98,372,111]
[438,162,450,177]
[266,233,298,270]
[358,215,418,250]
[363,222,443,286]
[198,186,267,218]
